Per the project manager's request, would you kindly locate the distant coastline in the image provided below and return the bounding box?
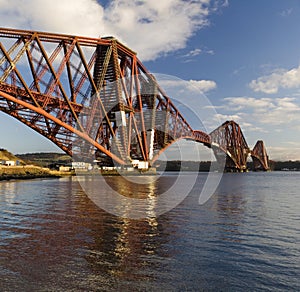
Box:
[154,160,300,172]
[13,151,300,172]
[1,150,300,182]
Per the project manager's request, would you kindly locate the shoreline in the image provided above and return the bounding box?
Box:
[0,166,157,181]
[0,165,61,181]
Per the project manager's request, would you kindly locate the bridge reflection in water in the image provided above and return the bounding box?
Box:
[0,28,269,171]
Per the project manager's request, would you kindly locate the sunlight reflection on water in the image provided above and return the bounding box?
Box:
[0,173,299,291]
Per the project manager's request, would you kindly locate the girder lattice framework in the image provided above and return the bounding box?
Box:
[0,28,270,171]
[210,120,251,171]
[210,121,270,171]
[0,27,210,165]
[251,140,270,171]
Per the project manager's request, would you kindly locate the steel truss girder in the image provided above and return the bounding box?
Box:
[251,140,270,171]
[210,120,251,171]
[210,121,271,172]
[0,28,269,169]
[0,27,210,165]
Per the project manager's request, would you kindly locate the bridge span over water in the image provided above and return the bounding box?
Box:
[0,28,269,172]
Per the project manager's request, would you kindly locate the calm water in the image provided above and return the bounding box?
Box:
[0,172,299,291]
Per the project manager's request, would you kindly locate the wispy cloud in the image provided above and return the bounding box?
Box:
[0,0,225,61]
[181,47,214,63]
[213,113,242,122]
[231,66,246,76]
[223,96,300,126]
[214,95,300,160]
[267,146,300,161]
[279,8,293,17]
[183,48,202,57]
[249,65,300,94]
[183,47,215,59]
[211,113,265,134]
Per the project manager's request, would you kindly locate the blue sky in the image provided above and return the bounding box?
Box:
[0,0,300,160]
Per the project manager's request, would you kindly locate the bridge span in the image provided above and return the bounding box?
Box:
[0,28,269,172]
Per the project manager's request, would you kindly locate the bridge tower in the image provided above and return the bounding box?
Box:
[251,140,270,171]
[210,120,250,172]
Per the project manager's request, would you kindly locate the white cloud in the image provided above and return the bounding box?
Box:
[223,96,300,126]
[0,0,225,61]
[238,122,266,133]
[214,113,242,123]
[215,95,300,160]
[183,47,214,59]
[184,48,202,57]
[188,79,217,92]
[157,78,217,94]
[267,146,300,161]
[249,65,300,94]
[210,113,268,135]
[224,97,276,111]
[0,0,105,36]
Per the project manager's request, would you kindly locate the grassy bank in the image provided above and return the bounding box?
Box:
[0,165,61,181]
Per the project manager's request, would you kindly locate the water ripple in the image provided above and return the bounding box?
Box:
[0,174,299,291]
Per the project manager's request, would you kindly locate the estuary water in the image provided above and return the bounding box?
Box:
[0,172,299,291]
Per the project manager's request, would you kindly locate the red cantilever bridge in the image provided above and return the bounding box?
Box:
[0,28,269,172]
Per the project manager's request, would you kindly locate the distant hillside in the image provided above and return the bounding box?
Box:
[0,148,25,164]
[154,160,214,172]
[154,160,300,171]
[16,152,72,167]
[2,148,300,171]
